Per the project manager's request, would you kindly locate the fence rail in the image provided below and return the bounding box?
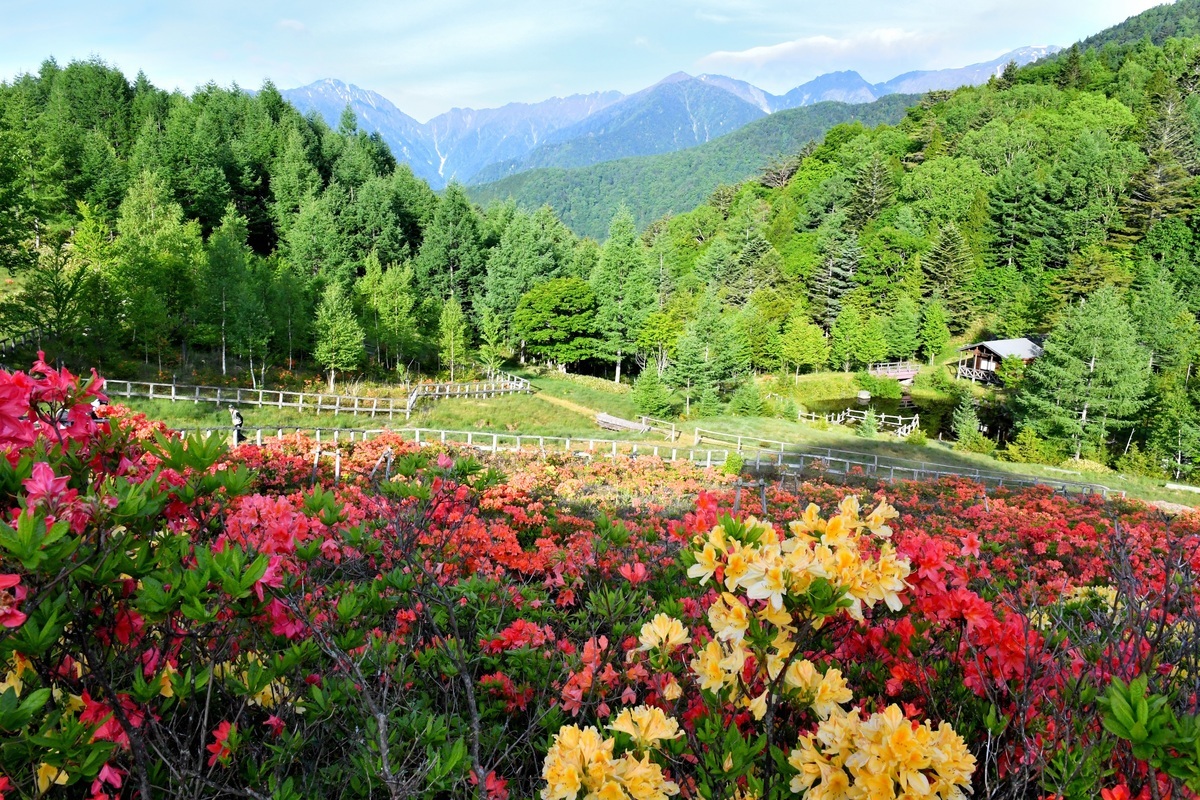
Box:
[795,407,919,433]
[179,424,733,468]
[692,426,1123,499]
[0,327,41,356]
[868,360,921,379]
[107,373,531,420]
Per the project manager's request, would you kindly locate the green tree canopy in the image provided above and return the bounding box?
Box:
[1016,286,1150,458]
[313,283,365,392]
[512,277,599,368]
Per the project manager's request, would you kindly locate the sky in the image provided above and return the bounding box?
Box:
[0,0,1169,122]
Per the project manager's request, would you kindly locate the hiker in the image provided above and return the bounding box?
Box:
[229,405,245,445]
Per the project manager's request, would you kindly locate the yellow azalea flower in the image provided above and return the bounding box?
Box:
[12,651,33,677]
[784,658,819,692]
[708,593,750,643]
[157,663,179,698]
[745,517,779,547]
[742,551,788,610]
[811,669,853,719]
[837,494,861,519]
[691,640,726,693]
[758,602,794,630]
[608,705,682,749]
[822,513,854,549]
[765,635,795,680]
[864,499,898,538]
[723,544,752,592]
[745,688,769,720]
[792,503,826,534]
[707,524,729,553]
[662,676,682,701]
[717,642,748,686]
[638,614,691,654]
[541,725,616,800]
[37,763,69,794]
[0,669,22,698]
[686,543,720,585]
[249,679,288,709]
[611,751,680,800]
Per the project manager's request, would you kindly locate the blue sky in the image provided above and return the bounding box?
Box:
[0,0,1167,121]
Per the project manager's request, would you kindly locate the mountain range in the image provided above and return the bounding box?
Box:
[281,45,1057,189]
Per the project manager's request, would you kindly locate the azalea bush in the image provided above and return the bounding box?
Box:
[0,355,1197,799]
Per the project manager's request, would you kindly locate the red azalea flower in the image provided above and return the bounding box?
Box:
[206,721,236,766]
[0,573,26,629]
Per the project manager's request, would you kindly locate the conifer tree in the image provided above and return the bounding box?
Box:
[811,213,860,330]
[437,295,468,382]
[829,306,864,372]
[415,183,484,305]
[918,300,951,365]
[923,223,975,331]
[848,152,895,226]
[728,380,764,416]
[591,207,654,383]
[779,310,830,378]
[314,283,365,392]
[1147,384,1200,478]
[951,395,981,446]
[697,384,722,417]
[886,296,921,360]
[856,314,890,367]
[669,329,711,415]
[202,205,252,376]
[1016,287,1149,459]
[857,408,878,439]
[633,369,673,418]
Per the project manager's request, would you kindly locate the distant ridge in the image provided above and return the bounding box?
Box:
[283,47,1055,189]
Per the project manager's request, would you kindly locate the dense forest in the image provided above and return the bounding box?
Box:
[6,24,1200,476]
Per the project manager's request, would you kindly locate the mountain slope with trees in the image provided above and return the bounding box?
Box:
[7,0,1200,481]
[469,94,918,238]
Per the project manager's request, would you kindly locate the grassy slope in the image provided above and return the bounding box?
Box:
[123,359,1198,506]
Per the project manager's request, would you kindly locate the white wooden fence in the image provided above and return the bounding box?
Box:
[796,406,920,433]
[106,373,531,420]
[181,425,733,469]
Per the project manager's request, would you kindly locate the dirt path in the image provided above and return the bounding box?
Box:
[529,391,600,418]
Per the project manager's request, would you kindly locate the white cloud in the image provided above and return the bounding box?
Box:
[277,18,306,32]
[699,28,930,70]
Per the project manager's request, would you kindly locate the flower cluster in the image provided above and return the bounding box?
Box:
[789,704,976,800]
[541,717,680,800]
[687,497,909,623]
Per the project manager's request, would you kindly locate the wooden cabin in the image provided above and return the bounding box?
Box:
[955,338,1043,384]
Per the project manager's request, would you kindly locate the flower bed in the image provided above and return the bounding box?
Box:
[0,357,1197,799]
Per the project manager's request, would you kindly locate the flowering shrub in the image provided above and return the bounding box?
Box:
[0,356,1196,799]
[541,499,975,799]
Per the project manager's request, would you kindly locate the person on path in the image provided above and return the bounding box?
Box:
[229,405,245,445]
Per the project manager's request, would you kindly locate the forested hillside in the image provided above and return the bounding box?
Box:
[469,94,917,237]
[7,17,1200,478]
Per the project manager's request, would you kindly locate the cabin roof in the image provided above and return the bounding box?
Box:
[958,337,1044,360]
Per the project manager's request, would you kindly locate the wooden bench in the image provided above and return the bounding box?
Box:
[595,413,650,433]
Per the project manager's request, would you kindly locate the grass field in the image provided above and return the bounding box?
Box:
[121,363,1200,508]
